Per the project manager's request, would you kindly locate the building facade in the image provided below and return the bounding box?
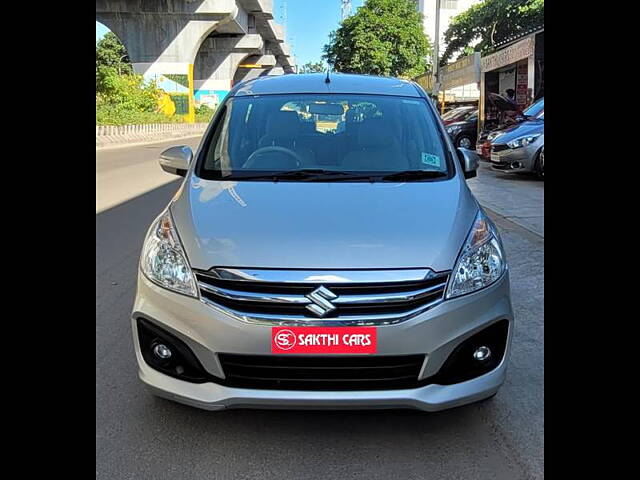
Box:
[478,28,544,133]
[416,0,481,102]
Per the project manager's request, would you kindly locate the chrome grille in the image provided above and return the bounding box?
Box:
[196,268,449,326]
[492,144,509,153]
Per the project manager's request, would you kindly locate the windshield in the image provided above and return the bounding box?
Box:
[460,109,478,121]
[197,94,451,181]
[442,107,472,121]
[523,98,544,117]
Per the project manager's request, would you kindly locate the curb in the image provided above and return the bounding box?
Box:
[483,206,544,241]
[96,123,208,150]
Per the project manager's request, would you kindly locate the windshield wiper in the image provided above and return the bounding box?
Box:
[221,169,447,182]
[276,169,354,179]
[227,169,374,182]
[379,170,448,182]
[293,169,376,182]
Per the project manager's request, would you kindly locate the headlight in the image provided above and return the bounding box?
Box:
[507,134,540,149]
[446,210,506,299]
[447,125,461,133]
[487,131,502,141]
[140,208,198,297]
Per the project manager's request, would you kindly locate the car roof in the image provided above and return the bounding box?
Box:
[446,106,474,113]
[231,73,423,98]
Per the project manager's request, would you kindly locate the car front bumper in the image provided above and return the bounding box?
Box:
[132,271,514,412]
[490,144,539,173]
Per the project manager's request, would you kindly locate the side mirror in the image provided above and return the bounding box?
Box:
[159,146,193,177]
[456,148,479,179]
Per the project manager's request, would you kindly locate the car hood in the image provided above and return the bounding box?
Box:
[171,175,479,271]
[492,120,544,143]
[488,93,521,112]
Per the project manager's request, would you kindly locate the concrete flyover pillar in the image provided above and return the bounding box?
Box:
[96,0,246,122]
[194,34,264,108]
[232,55,279,84]
[96,1,294,118]
[234,67,284,84]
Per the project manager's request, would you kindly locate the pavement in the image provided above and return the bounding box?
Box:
[96,138,544,479]
[467,162,544,237]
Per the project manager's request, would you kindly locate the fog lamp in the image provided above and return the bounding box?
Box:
[152,343,172,360]
[473,346,491,362]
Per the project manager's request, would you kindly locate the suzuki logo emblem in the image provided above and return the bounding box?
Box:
[305,286,338,317]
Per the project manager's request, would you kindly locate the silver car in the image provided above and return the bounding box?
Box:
[133,73,514,412]
[490,107,544,179]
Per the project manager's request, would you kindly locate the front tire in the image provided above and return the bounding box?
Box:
[456,135,473,149]
[535,147,544,180]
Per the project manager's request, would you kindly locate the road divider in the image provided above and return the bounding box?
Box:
[96,123,209,150]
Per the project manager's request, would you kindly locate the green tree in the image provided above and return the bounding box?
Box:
[96,31,133,91]
[299,61,326,74]
[441,0,544,65]
[97,71,158,111]
[96,71,167,125]
[323,0,431,78]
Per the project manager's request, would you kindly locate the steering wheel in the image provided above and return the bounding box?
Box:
[244,146,304,169]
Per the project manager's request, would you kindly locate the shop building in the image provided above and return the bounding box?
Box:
[478,27,544,134]
[439,52,481,109]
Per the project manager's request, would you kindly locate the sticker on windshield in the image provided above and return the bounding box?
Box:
[421,152,442,168]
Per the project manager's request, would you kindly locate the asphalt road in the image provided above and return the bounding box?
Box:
[96,136,204,213]
[96,139,544,479]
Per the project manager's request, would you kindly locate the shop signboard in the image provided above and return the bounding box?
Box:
[481,36,535,73]
[516,61,528,108]
[414,72,434,93]
[440,52,481,90]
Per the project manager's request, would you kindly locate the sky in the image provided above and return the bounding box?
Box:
[96,0,365,67]
[96,21,109,41]
[272,0,365,66]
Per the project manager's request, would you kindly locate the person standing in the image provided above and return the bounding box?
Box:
[505,88,516,102]
[498,89,519,127]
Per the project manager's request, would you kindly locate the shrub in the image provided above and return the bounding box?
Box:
[196,104,213,115]
[195,104,216,123]
[96,67,159,112]
[96,104,186,125]
[95,67,216,125]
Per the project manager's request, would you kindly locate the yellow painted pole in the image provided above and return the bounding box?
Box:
[187,63,195,123]
[441,90,446,114]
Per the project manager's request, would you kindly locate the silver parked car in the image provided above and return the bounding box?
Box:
[133,73,514,412]
[489,105,544,179]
